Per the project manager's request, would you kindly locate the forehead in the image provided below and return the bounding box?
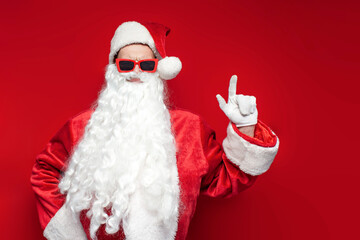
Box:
[117,44,155,59]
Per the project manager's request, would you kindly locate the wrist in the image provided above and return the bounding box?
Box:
[237,124,255,137]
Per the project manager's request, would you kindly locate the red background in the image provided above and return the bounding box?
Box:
[1,0,359,239]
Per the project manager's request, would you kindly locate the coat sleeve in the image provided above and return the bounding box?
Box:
[30,111,92,240]
[199,119,279,198]
[30,119,73,230]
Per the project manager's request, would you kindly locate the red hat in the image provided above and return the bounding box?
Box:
[109,21,182,80]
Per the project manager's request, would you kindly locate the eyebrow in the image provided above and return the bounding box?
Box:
[124,55,153,60]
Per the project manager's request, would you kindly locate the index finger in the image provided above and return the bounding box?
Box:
[228,75,238,99]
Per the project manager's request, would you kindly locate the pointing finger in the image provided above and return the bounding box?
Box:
[216,94,227,110]
[228,75,238,100]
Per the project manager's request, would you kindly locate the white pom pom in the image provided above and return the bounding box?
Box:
[157,57,182,80]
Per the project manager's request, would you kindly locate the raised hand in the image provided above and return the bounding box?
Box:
[216,75,258,127]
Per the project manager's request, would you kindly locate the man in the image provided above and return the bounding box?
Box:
[31,21,279,240]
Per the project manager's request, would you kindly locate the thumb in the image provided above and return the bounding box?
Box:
[216,94,227,110]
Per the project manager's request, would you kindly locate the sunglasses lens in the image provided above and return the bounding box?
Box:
[140,61,156,71]
[119,61,134,71]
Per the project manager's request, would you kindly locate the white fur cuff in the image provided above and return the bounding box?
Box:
[43,205,87,240]
[223,123,279,176]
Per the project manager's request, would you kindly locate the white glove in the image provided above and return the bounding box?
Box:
[216,75,258,127]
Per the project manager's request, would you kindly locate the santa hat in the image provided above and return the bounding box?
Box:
[109,21,182,80]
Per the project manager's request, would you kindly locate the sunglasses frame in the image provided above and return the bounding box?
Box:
[115,58,159,73]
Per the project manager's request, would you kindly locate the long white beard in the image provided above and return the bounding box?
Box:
[59,64,180,240]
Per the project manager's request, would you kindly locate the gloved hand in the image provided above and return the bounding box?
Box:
[216,75,258,127]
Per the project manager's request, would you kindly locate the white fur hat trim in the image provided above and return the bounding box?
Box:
[109,21,160,63]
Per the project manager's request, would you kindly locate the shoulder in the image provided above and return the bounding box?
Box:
[68,108,94,128]
[169,107,202,122]
[58,109,94,145]
[169,107,215,137]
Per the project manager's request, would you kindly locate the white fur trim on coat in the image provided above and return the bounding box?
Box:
[43,205,87,240]
[223,123,279,176]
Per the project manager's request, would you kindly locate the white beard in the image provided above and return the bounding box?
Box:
[58,64,180,240]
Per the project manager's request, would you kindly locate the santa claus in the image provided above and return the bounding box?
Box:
[31,21,279,240]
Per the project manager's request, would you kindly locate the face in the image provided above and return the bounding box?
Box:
[116,44,155,82]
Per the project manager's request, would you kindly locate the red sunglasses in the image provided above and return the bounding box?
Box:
[115,59,158,73]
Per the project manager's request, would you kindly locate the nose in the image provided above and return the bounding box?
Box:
[134,64,141,73]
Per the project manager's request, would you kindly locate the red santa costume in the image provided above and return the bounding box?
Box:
[31,21,279,240]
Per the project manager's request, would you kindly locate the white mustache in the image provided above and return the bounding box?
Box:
[119,71,141,81]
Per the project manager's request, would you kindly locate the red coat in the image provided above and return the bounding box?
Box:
[31,108,279,240]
